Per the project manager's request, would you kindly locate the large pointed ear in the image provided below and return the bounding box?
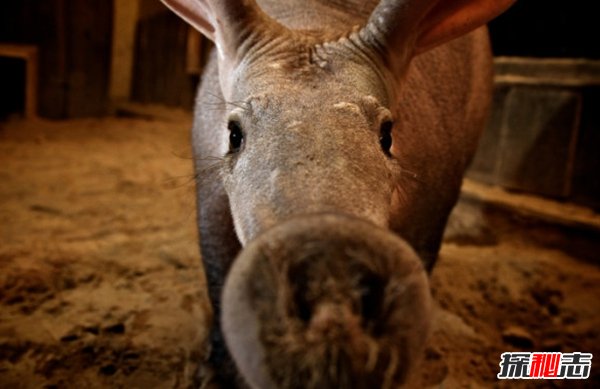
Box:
[415,0,517,54]
[160,0,281,62]
[160,0,215,40]
[359,0,515,74]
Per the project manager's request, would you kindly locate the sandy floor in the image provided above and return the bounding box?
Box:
[0,116,598,388]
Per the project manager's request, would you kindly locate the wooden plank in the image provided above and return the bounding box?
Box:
[0,43,38,58]
[132,8,196,109]
[109,0,140,103]
[468,84,510,183]
[571,88,600,210]
[495,86,581,198]
[25,46,38,118]
[65,0,113,117]
[186,28,203,75]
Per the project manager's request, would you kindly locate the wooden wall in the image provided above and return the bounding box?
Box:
[0,0,113,118]
[130,0,200,109]
[469,0,600,210]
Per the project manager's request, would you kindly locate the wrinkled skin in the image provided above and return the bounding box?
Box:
[159,0,515,387]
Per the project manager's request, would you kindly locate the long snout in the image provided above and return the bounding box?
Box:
[222,213,432,389]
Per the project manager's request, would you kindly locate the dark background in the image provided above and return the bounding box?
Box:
[488,0,599,58]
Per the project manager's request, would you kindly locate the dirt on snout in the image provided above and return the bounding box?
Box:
[0,115,598,388]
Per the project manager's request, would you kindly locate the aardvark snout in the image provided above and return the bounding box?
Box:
[222,213,432,389]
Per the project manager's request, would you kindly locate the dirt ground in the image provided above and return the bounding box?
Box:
[0,115,598,389]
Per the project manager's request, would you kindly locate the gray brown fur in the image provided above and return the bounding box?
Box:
[160,0,514,387]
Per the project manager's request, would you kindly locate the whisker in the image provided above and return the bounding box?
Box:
[159,155,226,188]
[162,173,198,189]
[392,163,422,208]
[226,100,250,111]
[193,158,226,185]
[205,91,250,112]
[196,155,226,163]
[398,165,424,185]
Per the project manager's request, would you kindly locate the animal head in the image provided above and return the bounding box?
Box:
[162,1,515,388]
[162,0,514,243]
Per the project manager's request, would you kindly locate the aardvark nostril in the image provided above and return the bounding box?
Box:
[287,255,387,334]
[221,213,432,389]
[357,270,385,328]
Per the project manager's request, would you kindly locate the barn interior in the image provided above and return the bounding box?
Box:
[0,0,598,388]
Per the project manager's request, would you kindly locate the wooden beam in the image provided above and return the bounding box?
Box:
[0,43,39,118]
[109,0,140,102]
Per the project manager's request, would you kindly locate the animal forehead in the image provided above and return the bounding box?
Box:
[237,48,390,102]
[244,91,382,116]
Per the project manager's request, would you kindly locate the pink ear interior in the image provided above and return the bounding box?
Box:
[414,0,516,54]
[160,0,215,40]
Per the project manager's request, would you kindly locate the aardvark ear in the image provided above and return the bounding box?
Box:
[414,0,516,54]
[160,0,283,63]
[359,0,515,75]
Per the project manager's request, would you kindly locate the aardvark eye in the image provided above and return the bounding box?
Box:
[379,120,393,157]
[228,120,244,153]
